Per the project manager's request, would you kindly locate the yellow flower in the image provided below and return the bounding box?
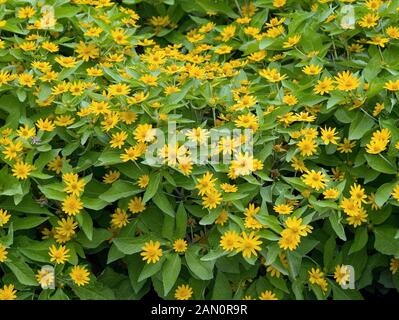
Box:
[346,207,368,228]
[75,41,99,61]
[70,265,90,286]
[314,77,334,95]
[0,244,8,262]
[55,217,78,238]
[48,245,70,264]
[390,258,399,274]
[173,239,188,253]
[111,28,129,45]
[391,185,399,201]
[297,137,317,157]
[235,231,262,258]
[323,188,340,200]
[285,217,313,237]
[279,228,301,251]
[141,240,163,264]
[64,177,85,196]
[62,195,83,216]
[134,124,156,143]
[349,183,367,204]
[12,161,34,180]
[215,209,229,226]
[137,174,150,188]
[139,74,158,86]
[0,209,11,227]
[174,284,193,300]
[108,83,131,96]
[55,56,79,68]
[202,191,222,209]
[18,73,36,87]
[111,208,130,229]
[220,25,236,41]
[302,170,328,191]
[302,64,323,75]
[337,138,356,153]
[384,80,399,91]
[320,127,339,145]
[109,131,128,149]
[220,230,240,251]
[308,268,328,292]
[273,204,293,215]
[0,284,17,300]
[358,13,379,28]
[220,183,237,193]
[128,197,146,214]
[333,264,351,286]
[195,172,217,196]
[386,26,399,39]
[103,170,120,184]
[3,140,23,161]
[259,290,278,300]
[334,71,359,91]
[283,34,301,48]
[259,68,288,82]
[36,118,55,132]
[273,0,286,8]
[185,127,210,145]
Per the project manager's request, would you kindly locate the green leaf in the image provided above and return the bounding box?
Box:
[152,192,175,217]
[76,228,111,249]
[143,172,162,203]
[99,180,141,202]
[162,253,181,295]
[211,271,232,299]
[375,182,396,207]
[348,112,374,140]
[112,235,151,255]
[55,5,81,18]
[349,226,368,255]
[364,154,397,175]
[11,216,48,231]
[5,252,37,286]
[38,183,65,201]
[71,280,115,300]
[138,257,165,282]
[329,211,347,241]
[76,211,93,241]
[175,203,187,238]
[201,248,227,261]
[185,246,214,280]
[374,226,399,256]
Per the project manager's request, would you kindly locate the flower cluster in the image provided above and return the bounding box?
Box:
[0,0,398,300]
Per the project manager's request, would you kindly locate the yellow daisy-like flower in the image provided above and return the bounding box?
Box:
[0,244,8,262]
[128,197,146,214]
[70,265,90,286]
[174,284,193,300]
[0,209,11,227]
[48,245,70,264]
[220,230,240,251]
[302,170,328,191]
[259,290,278,300]
[334,71,359,91]
[62,195,83,216]
[235,231,262,258]
[12,161,34,180]
[0,284,17,300]
[141,240,163,264]
[173,239,188,253]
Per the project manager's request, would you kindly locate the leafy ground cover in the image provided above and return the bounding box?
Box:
[0,0,399,300]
